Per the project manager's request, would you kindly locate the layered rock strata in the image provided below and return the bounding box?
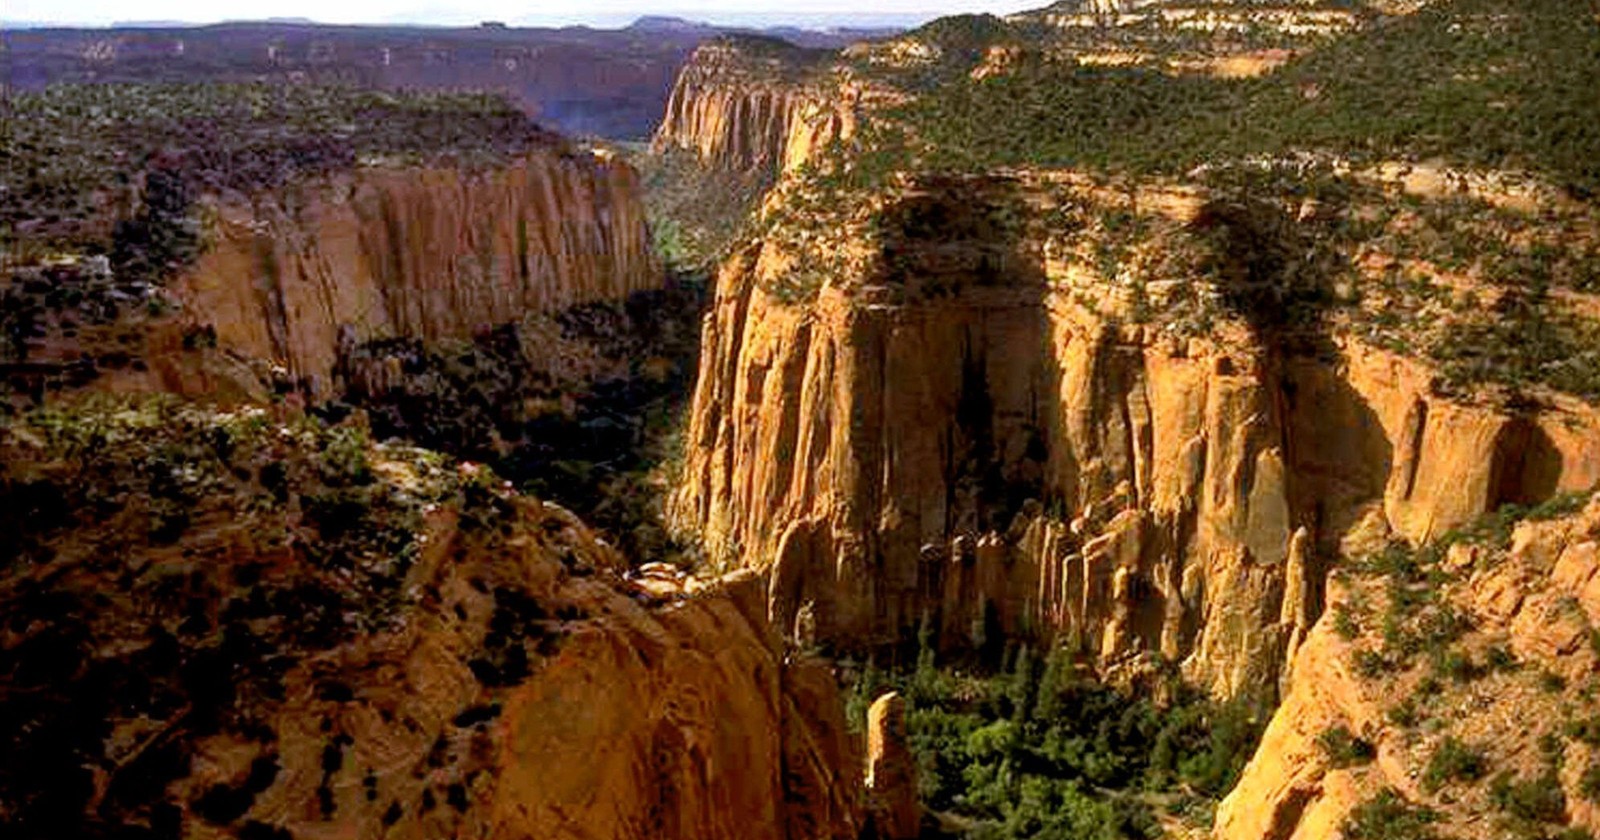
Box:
[650,39,854,175]
[670,177,1600,702]
[0,408,862,839]
[173,147,658,393]
[1217,496,1600,839]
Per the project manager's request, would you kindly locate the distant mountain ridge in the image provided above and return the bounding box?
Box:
[1,18,900,139]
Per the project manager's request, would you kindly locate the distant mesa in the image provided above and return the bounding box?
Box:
[628,15,717,32]
[108,20,202,28]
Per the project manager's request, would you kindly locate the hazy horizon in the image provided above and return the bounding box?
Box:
[1,1,1041,30]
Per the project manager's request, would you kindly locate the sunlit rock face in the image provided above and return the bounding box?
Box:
[173,147,660,395]
[670,173,1600,704]
[650,38,855,177]
[1219,496,1600,840]
[0,409,864,840]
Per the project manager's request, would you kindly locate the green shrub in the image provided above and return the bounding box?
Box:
[1486,645,1519,673]
[1333,605,1362,640]
[1341,789,1440,840]
[1490,771,1568,824]
[1421,737,1488,792]
[1566,715,1600,747]
[1580,762,1600,803]
[1387,700,1420,729]
[1318,725,1376,768]
[1353,648,1389,679]
[1432,649,1483,684]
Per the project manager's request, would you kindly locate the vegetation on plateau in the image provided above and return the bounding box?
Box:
[881,0,1597,195]
[750,0,1600,402]
[3,83,555,263]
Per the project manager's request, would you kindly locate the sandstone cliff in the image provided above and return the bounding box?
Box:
[649,38,855,176]
[173,147,659,393]
[1217,494,1600,839]
[669,172,1600,703]
[0,402,862,840]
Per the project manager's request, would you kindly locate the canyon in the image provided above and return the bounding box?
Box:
[0,122,885,837]
[651,1,1600,834]
[173,146,659,393]
[5,0,1600,837]
[667,171,1600,708]
[2,19,887,139]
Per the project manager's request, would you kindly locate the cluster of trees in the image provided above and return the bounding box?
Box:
[5,82,555,264]
[893,0,1597,196]
[846,640,1262,839]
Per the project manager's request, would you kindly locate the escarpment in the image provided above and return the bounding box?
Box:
[670,173,1600,703]
[173,147,659,392]
[0,404,863,840]
[650,38,855,176]
[1217,494,1600,839]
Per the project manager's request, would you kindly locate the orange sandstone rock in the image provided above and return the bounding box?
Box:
[669,177,1600,703]
[865,692,920,840]
[174,148,659,393]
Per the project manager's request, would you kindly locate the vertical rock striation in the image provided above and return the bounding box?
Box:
[174,147,659,392]
[649,38,853,176]
[670,178,1600,702]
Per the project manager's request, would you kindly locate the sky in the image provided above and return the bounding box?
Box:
[2,0,1043,29]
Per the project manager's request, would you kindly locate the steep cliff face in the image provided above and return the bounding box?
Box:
[670,174,1600,702]
[1217,494,1600,839]
[1,258,269,411]
[0,403,862,840]
[650,38,853,176]
[173,147,658,392]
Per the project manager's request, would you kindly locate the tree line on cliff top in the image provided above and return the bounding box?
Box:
[3,83,557,263]
[873,0,1599,197]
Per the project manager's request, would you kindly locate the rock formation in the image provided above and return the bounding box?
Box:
[865,692,920,839]
[173,146,659,393]
[0,405,864,839]
[1217,495,1600,839]
[650,38,854,176]
[669,173,1600,703]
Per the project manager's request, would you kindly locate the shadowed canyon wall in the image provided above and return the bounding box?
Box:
[669,177,1600,703]
[173,147,659,393]
[0,414,864,839]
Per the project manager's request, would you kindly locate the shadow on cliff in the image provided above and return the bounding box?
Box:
[325,274,710,565]
[1191,191,1384,616]
[857,174,1057,666]
[880,174,1051,536]
[1188,193,1341,344]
